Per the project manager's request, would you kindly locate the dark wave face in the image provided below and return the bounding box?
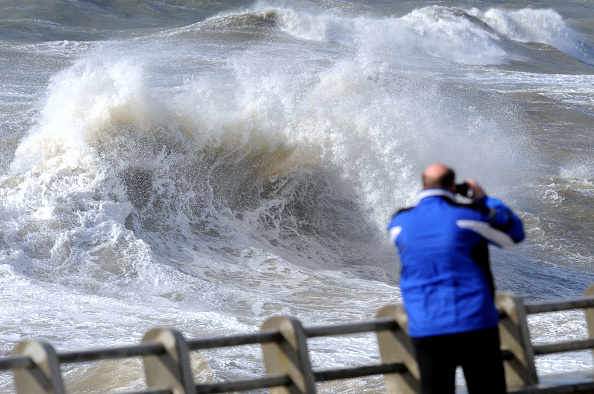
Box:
[0,0,593,391]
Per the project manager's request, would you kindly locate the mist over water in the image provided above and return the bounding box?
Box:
[0,0,593,391]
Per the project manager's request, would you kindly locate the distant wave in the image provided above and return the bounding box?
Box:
[470,8,594,66]
[201,9,278,29]
[3,1,591,68]
[263,5,593,67]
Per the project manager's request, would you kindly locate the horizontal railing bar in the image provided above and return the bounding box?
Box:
[122,390,171,394]
[195,375,291,393]
[187,330,282,351]
[313,362,406,382]
[304,318,396,338]
[533,338,594,356]
[186,318,397,351]
[193,363,408,393]
[0,355,33,370]
[510,381,594,394]
[58,342,165,363]
[524,297,594,315]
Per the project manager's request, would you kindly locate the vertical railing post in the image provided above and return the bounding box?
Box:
[375,304,419,394]
[496,293,538,388]
[11,340,66,394]
[261,316,316,394]
[583,284,594,366]
[141,328,195,394]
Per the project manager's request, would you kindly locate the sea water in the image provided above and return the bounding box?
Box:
[0,0,592,392]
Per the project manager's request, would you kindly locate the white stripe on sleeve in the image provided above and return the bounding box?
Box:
[389,226,402,245]
[456,220,515,248]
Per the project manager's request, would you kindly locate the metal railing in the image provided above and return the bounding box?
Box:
[496,288,594,394]
[525,297,594,356]
[1,286,594,393]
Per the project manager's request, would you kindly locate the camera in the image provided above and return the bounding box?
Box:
[456,182,471,197]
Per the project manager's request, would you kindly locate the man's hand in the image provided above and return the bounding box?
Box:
[464,179,486,201]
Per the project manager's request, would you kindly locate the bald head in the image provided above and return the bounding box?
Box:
[423,163,455,190]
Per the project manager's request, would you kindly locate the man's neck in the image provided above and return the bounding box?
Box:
[417,188,456,202]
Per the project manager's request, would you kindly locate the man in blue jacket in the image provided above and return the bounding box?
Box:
[387,163,524,394]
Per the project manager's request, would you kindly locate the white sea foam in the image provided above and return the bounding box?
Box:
[271,5,509,65]
[400,6,508,65]
[560,162,594,183]
[2,2,532,309]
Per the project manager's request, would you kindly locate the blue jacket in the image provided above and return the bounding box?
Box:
[387,189,524,338]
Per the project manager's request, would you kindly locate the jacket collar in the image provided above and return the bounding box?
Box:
[417,188,456,203]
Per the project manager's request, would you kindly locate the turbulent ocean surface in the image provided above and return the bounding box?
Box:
[0,0,593,391]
